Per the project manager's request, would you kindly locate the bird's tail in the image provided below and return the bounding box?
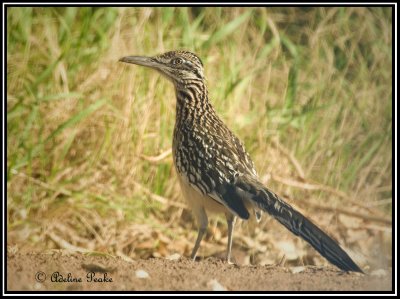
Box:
[234,175,363,273]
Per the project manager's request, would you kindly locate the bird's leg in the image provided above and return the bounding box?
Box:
[190,207,208,261]
[225,213,236,264]
[191,228,206,260]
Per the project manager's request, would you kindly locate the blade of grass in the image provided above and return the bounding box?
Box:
[45,98,107,142]
[202,10,253,49]
[39,92,82,102]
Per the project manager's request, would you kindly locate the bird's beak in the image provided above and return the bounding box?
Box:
[119,56,160,70]
[119,55,175,83]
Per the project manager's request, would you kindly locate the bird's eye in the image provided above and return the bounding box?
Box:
[172,58,183,65]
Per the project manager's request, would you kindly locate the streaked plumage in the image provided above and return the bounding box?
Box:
[119,50,363,273]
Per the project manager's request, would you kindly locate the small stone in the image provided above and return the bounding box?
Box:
[290,266,306,274]
[370,269,387,277]
[166,253,181,261]
[135,269,149,279]
[208,279,227,291]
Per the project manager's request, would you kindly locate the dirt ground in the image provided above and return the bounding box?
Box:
[6,251,392,292]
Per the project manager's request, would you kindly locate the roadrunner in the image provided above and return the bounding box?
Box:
[120,50,363,273]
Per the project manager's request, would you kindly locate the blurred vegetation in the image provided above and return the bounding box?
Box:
[7,7,392,268]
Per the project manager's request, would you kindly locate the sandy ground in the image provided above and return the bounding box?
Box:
[7,251,392,292]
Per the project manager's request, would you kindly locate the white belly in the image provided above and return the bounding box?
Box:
[177,174,228,215]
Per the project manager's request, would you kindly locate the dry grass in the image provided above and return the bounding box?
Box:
[7,7,392,270]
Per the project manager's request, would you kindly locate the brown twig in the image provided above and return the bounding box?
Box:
[11,169,72,196]
[362,224,392,232]
[270,174,388,218]
[366,198,392,207]
[286,196,392,225]
[140,148,172,164]
[271,139,305,179]
[132,181,187,209]
[46,232,90,252]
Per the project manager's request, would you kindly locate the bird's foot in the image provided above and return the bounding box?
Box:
[226,256,236,265]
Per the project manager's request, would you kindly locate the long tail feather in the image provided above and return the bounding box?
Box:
[234,175,363,273]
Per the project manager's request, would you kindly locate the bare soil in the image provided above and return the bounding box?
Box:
[7,251,392,292]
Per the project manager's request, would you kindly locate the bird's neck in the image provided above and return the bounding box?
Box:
[174,79,213,125]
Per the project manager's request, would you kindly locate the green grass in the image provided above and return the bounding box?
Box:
[7,7,392,266]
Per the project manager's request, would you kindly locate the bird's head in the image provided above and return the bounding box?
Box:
[119,50,205,85]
